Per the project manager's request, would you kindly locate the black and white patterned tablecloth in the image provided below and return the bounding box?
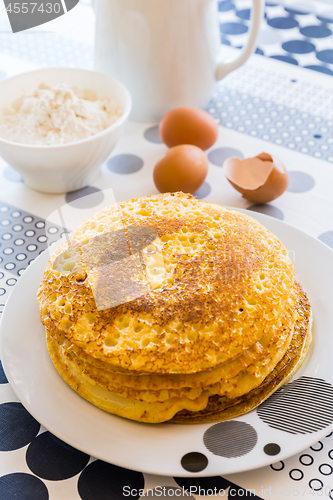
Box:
[1,1,333,499]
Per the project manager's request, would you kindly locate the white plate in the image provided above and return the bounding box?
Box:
[1,209,333,478]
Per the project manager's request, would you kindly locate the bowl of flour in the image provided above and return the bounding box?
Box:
[0,68,131,193]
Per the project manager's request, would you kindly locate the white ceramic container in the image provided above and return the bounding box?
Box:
[0,68,131,194]
[94,0,264,121]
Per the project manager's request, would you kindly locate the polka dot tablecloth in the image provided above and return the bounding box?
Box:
[220,0,333,76]
[1,1,333,499]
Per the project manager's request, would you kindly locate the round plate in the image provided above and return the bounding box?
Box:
[1,209,333,477]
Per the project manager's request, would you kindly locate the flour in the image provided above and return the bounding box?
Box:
[0,83,123,145]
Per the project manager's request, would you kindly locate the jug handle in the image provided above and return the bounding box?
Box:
[215,0,265,81]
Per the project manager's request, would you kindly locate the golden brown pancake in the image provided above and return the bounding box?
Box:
[172,283,312,423]
[44,281,311,424]
[37,192,311,423]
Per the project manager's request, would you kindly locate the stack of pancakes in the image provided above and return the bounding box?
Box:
[37,192,312,423]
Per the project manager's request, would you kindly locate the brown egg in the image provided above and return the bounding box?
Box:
[153,144,208,194]
[159,107,218,150]
[223,153,289,204]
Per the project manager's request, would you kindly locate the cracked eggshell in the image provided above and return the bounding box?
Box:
[223,153,289,204]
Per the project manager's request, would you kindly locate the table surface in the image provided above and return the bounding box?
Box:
[1,0,333,499]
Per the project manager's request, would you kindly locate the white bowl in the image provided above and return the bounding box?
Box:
[0,68,131,194]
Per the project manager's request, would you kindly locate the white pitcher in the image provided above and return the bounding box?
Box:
[94,0,264,121]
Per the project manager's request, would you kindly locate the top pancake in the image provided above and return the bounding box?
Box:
[37,192,297,374]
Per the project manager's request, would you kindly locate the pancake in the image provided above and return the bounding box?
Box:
[172,283,312,423]
[46,299,294,392]
[37,192,312,423]
[38,192,298,373]
[46,313,294,403]
[45,281,311,423]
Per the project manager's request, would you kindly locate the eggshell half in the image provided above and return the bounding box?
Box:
[223,153,289,204]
